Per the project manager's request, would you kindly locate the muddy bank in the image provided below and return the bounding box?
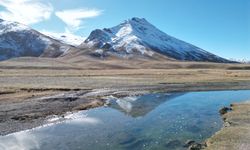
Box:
[1,81,250,136]
[0,90,106,135]
[205,101,250,150]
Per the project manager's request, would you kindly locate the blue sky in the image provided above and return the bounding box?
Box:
[0,0,249,60]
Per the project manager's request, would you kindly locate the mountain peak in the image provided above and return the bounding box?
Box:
[127,17,148,24]
[0,19,31,34]
[120,17,154,35]
[0,19,72,61]
[81,18,230,63]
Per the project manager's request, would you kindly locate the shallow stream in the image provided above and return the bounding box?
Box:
[1,90,250,150]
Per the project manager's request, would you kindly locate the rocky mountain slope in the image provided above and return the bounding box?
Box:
[80,17,230,63]
[0,19,72,61]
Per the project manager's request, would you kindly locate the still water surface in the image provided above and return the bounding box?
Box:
[1,90,250,150]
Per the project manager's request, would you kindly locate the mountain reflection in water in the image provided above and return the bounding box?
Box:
[108,93,185,117]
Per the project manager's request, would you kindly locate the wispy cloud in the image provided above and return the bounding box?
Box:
[0,0,53,25]
[55,9,102,31]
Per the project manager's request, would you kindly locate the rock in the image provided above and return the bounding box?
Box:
[11,114,40,121]
[184,140,196,147]
[165,140,182,148]
[64,97,78,102]
[188,143,203,150]
[184,140,206,150]
[224,121,231,127]
[219,107,232,115]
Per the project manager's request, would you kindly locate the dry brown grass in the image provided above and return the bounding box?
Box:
[0,57,250,91]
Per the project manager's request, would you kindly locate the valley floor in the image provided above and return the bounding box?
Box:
[0,57,250,144]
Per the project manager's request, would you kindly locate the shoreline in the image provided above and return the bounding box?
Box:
[205,100,250,150]
[1,82,250,136]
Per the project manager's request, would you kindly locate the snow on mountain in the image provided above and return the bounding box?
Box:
[41,30,85,46]
[0,19,71,61]
[82,17,230,62]
[0,19,29,34]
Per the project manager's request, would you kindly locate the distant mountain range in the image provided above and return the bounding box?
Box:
[0,18,233,63]
[0,19,72,61]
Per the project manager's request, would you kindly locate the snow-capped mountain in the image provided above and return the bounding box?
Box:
[81,17,230,62]
[0,19,71,61]
[41,31,85,46]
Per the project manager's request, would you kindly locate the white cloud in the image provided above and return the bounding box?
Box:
[55,9,102,31]
[0,0,53,25]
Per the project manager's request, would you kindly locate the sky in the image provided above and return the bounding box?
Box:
[0,0,249,60]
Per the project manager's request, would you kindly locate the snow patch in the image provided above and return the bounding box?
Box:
[0,20,29,34]
[41,30,85,46]
[95,49,104,54]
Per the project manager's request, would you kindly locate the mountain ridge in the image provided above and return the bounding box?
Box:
[80,17,231,63]
[0,17,234,63]
[0,19,72,61]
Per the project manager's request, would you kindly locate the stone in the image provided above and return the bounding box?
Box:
[219,107,232,115]
[184,140,196,147]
